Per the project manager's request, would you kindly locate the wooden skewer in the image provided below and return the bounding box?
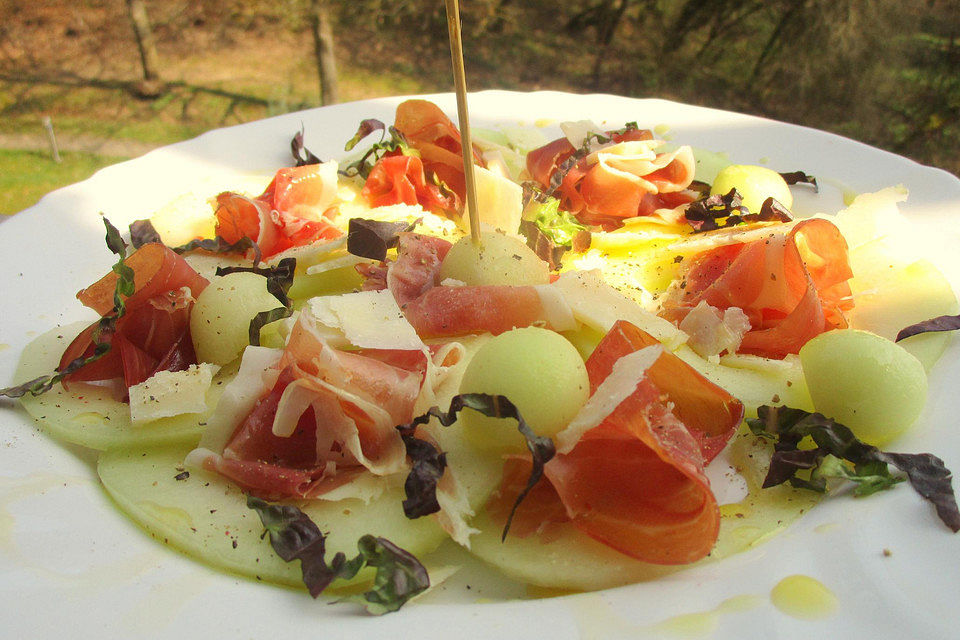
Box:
[444,0,481,245]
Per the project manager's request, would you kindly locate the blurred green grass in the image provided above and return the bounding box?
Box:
[0,149,128,216]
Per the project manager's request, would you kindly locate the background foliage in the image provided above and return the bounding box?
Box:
[1,0,957,214]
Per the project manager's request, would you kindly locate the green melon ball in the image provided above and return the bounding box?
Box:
[799,329,928,446]
[190,272,281,366]
[711,164,793,214]
[459,327,590,454]
[439,231,550,286]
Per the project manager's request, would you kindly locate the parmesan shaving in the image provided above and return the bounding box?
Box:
[679,301,751,358]
[128,363,220,425]
[556,345,662,454]
[560,120,606,151]
[533,284,577,332]
[553,270,686,349]
[307,289,425,350]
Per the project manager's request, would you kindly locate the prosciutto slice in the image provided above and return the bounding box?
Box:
[59,243,208,389]
[190,314,425,499]
[660,218,854,358]
[392,99,486,207]
[362,154,457,211]
[215,162,342,258]
[491,320,743,565]
[527,129,696,227]
[358,232,574,337]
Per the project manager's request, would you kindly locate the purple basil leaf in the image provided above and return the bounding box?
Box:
[748,405,960,532]
[247,496,428,613]
[755,197,793,222]
[172,235,263,265]
[347,218,417,261]
[685,188,749,232]
[879,452,960,531]
[216,258,296,345]
[397,393,556,541]
[217,257,296,307]
[779,170,819,192]
[345,119,387,152]
[291,128,323,167]
[896,314,960,342]
[129,219,163,248]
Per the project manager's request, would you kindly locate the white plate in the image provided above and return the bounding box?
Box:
[1,91,958,640]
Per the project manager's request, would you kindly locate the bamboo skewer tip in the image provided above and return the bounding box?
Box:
[445,0,482,245]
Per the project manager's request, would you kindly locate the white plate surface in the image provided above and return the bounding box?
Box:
[1,91,959,640]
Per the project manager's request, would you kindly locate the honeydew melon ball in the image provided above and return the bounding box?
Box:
[190,272,281,366]
[439,231,550,286]
[711,164,793,214]
[799,329,927,446]
[459,327,590,454]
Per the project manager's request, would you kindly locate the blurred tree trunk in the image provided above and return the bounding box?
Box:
[310,0,340,105]
[125,0,164,97]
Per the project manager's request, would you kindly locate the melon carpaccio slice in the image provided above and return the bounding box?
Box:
[98,443,447,592]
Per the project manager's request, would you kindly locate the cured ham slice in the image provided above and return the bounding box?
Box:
[188,313,443,500]
[492,320,743,565]
[527,128,696,226]
[358,232,573,337]
[215,162,342,258]
[392,99,486,207]
[60,243,208,389]
[362,154,457,212]
[402,285,573,338]
[660,218,854,358]
[386,232,452,307]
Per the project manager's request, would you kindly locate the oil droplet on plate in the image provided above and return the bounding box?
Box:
[135,501,195,530]
[770,574,837,620]
[73,412,107,426]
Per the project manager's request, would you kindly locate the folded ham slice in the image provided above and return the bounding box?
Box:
[215,162,342,258]
[490,320,743,565]
[527,128,697,227]
[359,232,575,337]
[392,99,486,207]
[660,218,854,358]
[60,243,208,389]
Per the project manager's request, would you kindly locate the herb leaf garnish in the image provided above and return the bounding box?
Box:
[519,194,590,269]
[291,128,323,167]
[685,189,792,232]
[748,405,960,532]
[247,496,429,613]
[341,119,407,179]
[346,218,417,261]
[127,218,265,265]
[129,219,163,248]
[216,258,296,346]
[895,314,960,342]
[397,393,556,541]
[779,170,819,191]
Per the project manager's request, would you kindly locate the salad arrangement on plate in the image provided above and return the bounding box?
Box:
[4,97,958,614]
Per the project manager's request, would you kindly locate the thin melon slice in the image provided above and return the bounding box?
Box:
[846,241,959,370]
[467,509,677,592]
[16,323,234,450]
[673,346,813,417]
[466,429,820,592]
[98,443,448,592]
